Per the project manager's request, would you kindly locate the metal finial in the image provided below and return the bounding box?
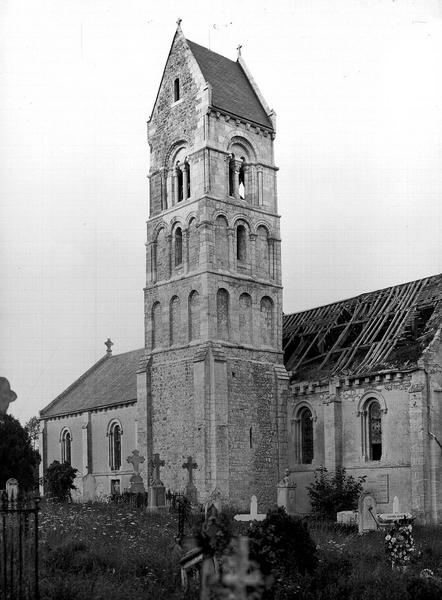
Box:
[237,44,242,58]
[105,338,113,356]
[176,17,182,27]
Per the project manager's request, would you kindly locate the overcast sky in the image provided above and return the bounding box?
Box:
[1,0,441,424]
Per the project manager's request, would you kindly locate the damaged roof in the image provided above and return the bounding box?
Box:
[40,348,145,418]
[283,274,442,381]
[186,39,273,130]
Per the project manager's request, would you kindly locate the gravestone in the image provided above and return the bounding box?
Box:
[337,510,358,525]
[127,450,146,493]
[182,456,198,504]
[82,473,96,502]
[204,487,222,518]
[148,453,166,508]
[277,469,296,514]
[393,495,400,514]
[234,495,266,522]
[358,492,378,534]
[6,478,18,502]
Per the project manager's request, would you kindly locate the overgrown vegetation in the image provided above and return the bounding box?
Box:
[307,466,366,519]
[37,501,442,600]
[0,413,40,491]
[44,461,78,502]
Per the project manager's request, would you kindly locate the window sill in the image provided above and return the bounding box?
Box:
[171,98,184,107]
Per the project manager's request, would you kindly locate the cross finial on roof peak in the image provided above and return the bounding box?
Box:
[105,338,113,356]
[237,44,242,58]
[176,17,182,28]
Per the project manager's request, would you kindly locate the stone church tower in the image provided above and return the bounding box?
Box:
[136,24,289,508]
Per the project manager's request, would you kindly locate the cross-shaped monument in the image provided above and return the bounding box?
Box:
[127,450,146,493]
[149,453,165,485]
[182,456,198,504]
[127,449,145,474]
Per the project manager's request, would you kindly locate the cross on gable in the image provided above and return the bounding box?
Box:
[182,456,198,484]
[149,452,165,482]
[127,450,145,474]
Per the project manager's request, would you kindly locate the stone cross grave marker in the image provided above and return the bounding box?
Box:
[127,450,146,493]
[6,478,19,502]
[234,495,266,522]
[149,453,165,485]
[182,456,198,504]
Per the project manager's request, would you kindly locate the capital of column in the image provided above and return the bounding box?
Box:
[249,233,258,242]
[227,227,235,237]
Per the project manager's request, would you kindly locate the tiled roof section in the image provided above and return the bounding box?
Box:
[40,349,145,418]
[283,274,442,381]
[186,39,273,130]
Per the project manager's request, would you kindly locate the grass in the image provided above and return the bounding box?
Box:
[37,501,442,600]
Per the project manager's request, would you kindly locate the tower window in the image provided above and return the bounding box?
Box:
[175,227,183,266]
[236,225,247,261]
[174,77,180,101]
[61,429,71,465]
[176,164,183,202]
[239,157,245,200]
[229,154,235,197]
[249,426,253,449]
[108,422,122,471]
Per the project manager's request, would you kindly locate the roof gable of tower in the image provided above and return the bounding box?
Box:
[186,39,273,130]
[283,274,442,381]
[40,348,145,418]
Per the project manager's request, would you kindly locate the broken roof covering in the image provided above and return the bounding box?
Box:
[283,274,442,381]
[40,349,145,418]
[186,39,273,130]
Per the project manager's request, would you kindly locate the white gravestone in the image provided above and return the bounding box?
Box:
[358,493,378,534]
[234,495,266,522]
[392,496,400,514]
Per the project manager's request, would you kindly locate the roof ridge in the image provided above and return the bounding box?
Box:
[284,273,442,319]
[186,38,237,64]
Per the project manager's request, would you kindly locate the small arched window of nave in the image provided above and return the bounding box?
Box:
[60,428,72,465]
[293,406,314,464]
[108,421,122,471]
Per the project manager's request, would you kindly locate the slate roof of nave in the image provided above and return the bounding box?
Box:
[186,39,273,130]
[283,273,442,382]
[40,348,145,419]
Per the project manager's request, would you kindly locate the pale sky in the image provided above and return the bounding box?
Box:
[1,0,441,424]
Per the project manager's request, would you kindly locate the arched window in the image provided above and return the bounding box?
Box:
[239,292,252,343]
[217,288,230,340]
[256,226,270,278]
[294,407,314,464]
[188,290,200,341]
[155,228,168,281]
[61,429,71,465]
[260,296,274,345]
[176,164,183,202]
[215,216,229,269]
[152,301,162,349]
[188,218,199,270]
[170,295,181,345]
[361,399,383,461]
[249,426,253,449]
[236,225,247,261]
[185,160,191,198]
[174,77,180,101]
[108,422,122,471]
[229,154,235,197]
[239,157,246,200]
[175,227,183,266]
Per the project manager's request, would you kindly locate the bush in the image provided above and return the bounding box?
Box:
[307,466,365,519]
[248,506,317,599]
[45,460,78,501]
[0,413,40,491]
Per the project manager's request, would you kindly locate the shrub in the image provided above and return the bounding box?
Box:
[248,506,317,599]
[195,510,233,557]
[307,466,365,519]
[385,517,416,569]
[45,460,78,501]
[0,413,40,491]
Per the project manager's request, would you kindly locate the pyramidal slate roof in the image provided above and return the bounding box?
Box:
[40,348,145,419]
[186,39,273,130]
[283,274,442,381]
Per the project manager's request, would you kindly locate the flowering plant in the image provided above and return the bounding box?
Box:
[384,515,415,569]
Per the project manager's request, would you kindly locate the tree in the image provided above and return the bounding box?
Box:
[24,416,40,450]
[0,414,41,491]
[307,466,366,519]
[44,461,78,502]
